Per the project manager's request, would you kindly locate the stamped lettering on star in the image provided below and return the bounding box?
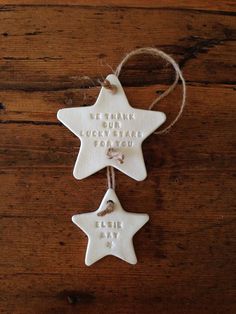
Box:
[72,188,149,266]
[57,74,166,181]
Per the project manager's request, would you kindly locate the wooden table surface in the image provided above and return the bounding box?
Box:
[0,1,235,313]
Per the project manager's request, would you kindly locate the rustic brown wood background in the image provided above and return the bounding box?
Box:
[0,1,236,313]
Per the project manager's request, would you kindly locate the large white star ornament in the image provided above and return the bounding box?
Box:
[57,74,166,181]
[72,188,149,266]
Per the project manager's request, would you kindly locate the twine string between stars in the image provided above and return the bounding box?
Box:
[107,166,116,190]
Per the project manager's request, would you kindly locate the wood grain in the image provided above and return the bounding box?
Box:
[1,1,236,12]
[0,2,235,314]
[0,5,235,90]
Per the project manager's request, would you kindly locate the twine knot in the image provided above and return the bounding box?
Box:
[97,200,115,217]
[99,79,117,94]
[106,148,124,164]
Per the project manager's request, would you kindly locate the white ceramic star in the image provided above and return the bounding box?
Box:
[57,74,166,181]
[72,188,149,266]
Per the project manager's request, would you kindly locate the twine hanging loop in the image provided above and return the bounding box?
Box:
[115,47,186,135]
[105,47,186,192]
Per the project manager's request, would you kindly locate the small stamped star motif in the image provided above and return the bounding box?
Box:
[57,74,166,181]
[72,188,149,266]
[106,241,114,249]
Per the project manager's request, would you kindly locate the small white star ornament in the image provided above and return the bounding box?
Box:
[72,188,149,266]
[57,74,166,181]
